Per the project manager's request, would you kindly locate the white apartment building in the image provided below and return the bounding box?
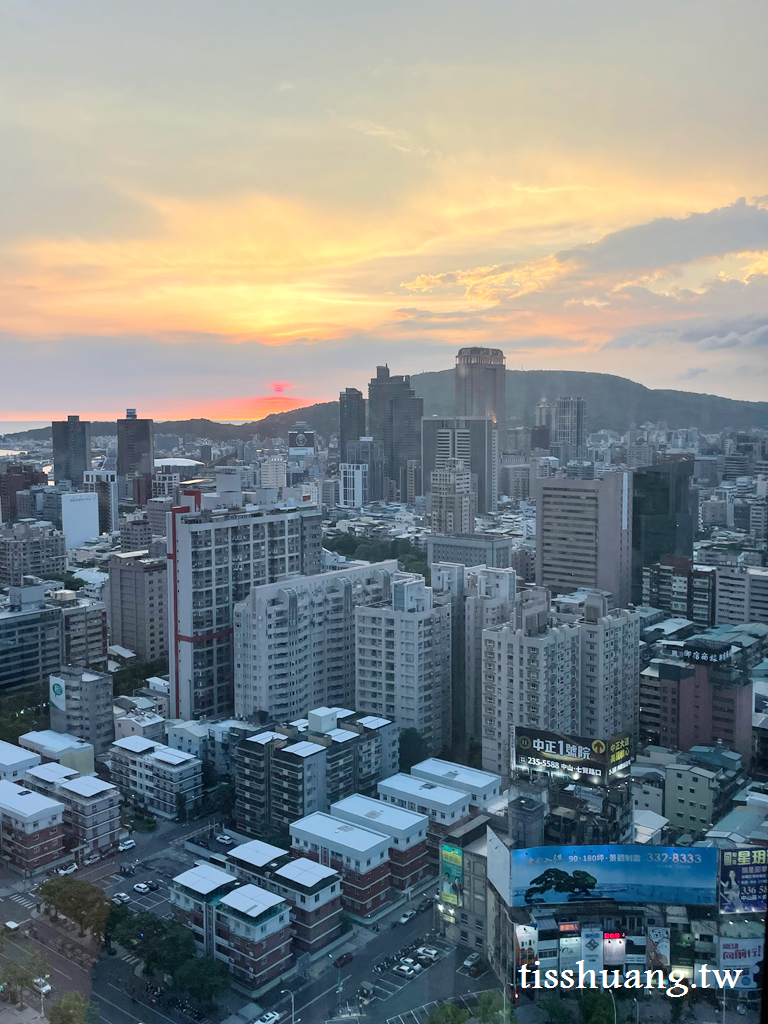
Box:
[260,458,287,489]
[114,710,167,742]
[410,758,502,808]
[0,740,41,782]
[580,596,640,741]
[109,735,202,819]
[339,463,369,508]
[481,590,582,779]
[377,773,470,823]
[25,764,121,857]
[716,565,768,626]
[167,503,322,720]
[355,574,451,754]
[233,561,398,721]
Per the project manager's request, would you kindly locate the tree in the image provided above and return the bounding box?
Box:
[399,728,429,772]
[476,990,516,1023]
[175,956,230,1006]
[48,991,99,1024]
[201,760,218,790]
[579,991,614,1024]
[2,961,32,1009]
[125,912,169,974]
[541,997,574,1024]
[426,1003,468,1024]
[176,791,188,822]
[104,902,133,948]
[39,878,111,938]
[159,923,197,978]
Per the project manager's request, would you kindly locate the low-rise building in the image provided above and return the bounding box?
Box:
[109,736,202,819]
[165,720,210,760]
[25,765,121,858]
[377,773,472,859]
[18,730,95,774]
[409,758,502,811]
[114,711,167,743]
[330,794,429,890]
[0,779,66,875]
[0,740,41,782]
[289,811,391,917]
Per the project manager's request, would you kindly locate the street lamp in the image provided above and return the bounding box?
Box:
[608,989,617,1024]
[280,988,295,1024]
[39,975,50,1019]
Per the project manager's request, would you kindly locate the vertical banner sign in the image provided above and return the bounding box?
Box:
[718,938,764,991]
[581,927,604,973]
[719,847,767,914]
[440,844,464,906]
[646,927,671,969]
[50,675,66,712]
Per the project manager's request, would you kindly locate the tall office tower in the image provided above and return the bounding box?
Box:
[339,463,369,508]
[454,347,506,423]
[117,408,155,503]
[109,551,168,663]
[339,387,366,460]
[52,415,91,486]
[345,438,387,502]
[481,588,582,779]
[234,561,398,720]
[367,365,423,498]
[535,472,632,609]
[432,563,516,749]
[422,417,498,514]
[550,396,587,463]
[630,458,695,603]
[0,521,66,586]
[355,573,451,754]
[429,460,476,534]
[579,593,640,742]
[168,503,322,720]
[535,397,551,429]
[49,666,115,757]
[406,460,421,505]
[0,464,48,522]
[82,469,119,534]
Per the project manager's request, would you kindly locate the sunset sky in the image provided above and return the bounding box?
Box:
[1,0,767,422]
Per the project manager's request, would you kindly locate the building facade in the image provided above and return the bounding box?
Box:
[109,550,168,663]
[0,579,62,695]
[338,387,366,461]
[109,736,203,819]
[49,666,114,757]
[52,415,91,487]
[454,347,506,424]
[0,521,66,586]
[0,779,65,875]
[422,417,498,515]
[367,365,423,498]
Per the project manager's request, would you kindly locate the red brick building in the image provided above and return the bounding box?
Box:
[331,793,429,890]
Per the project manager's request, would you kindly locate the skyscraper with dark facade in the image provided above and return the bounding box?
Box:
[454,347,506,423]
[550,396,587,463]
[345,438,387,502]
[52,415,91,487]
[631,458,695,603]
[338,387,366,460]
[0,464,48,521]
[422,417,498,515]
[367,366,423,498]
[117,408,154,503]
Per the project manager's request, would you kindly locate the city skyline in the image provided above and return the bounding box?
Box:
[1,1,768,421]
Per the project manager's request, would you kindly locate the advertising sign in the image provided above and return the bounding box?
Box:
[49,674,66,712]
[288,430,315,457]
[514,727,630,784]
[510,845,718,906]
[603,934,626,967]
[719,847,767,915]
[718,938,763,991]
[581,927,604,973]
[559,935,582,973]
[514,924,538,971]
[440,844,464,906]
[646,927,671,969]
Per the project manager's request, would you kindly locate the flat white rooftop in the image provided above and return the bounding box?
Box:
[228,839,286,869]
[0,780,63,818]
[150,747,197,766]
[275,858,338,887]
[0,740,39,768]
[331,794,428,838]
[291,812,389,854]
[283,741,325,758]
[168,721,209,737]
[173,863,236,895]
[20,731,92,753]
[219,884,285,918]
[328,729,356,744]
[26,763,78,784]
[59,776,116,798]
[245,731,285,745]
[378,773,470,810]
[356,715,392,730]
[411,758,501,796]
[112,735,157,753]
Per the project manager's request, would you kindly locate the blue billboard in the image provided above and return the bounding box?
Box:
[511,846,718,906]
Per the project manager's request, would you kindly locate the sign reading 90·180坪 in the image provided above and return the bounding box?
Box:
[514,727,630,784]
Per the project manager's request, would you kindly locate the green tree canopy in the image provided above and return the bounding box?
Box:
[541,996,575,1024]
[399,727,429,771]
[48,991,99,1024]
[39,878,111,938]
[174,956,230,1006]
[426,1003,469,1024]
[476,989,516,1023]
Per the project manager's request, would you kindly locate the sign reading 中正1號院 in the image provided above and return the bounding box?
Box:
[514,727,631,784]
[719,846,767,915]
[510,845,718,907]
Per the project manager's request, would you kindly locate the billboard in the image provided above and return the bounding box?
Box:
[603,934,626,967]
[514,924,538,970]
[514,727,630,784]
[288,430,315,457]
[581,927,603,973]
[718,938,763,991]
[49,674,66,712]
[510,846,718,906]
[646,927,671,969]
[440,844,464,906]
[720,847,767,915]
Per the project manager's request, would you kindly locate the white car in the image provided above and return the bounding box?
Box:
[57,863,77,876]
[392,964,417,980]
[118,840,136,852]
[397,909,416,925]
[33,978,52,996]
[216,834,234,846]
[83,853,101,865]
[399,957,423,973]
[417,946,440,962]
[255,1013,281,1024]
[133,883,150,894]
[112,892,131,904]
[463,952,480,969]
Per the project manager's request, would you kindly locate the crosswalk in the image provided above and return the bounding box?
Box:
[9,893,36,909]
[122,954,142,965]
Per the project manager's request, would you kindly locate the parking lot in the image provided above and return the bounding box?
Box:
[385,991,491,1024]
[100,872,175,919]
[367,938,455,1005]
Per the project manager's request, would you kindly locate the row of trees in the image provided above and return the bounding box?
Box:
[39,877,112,939]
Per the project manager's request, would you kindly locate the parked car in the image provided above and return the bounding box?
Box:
[399,957,423,973]
[83,854,101,866]
[462,952,481,969]
[468,960,487,978]
[133,883,150,894]
[333,951,353,969]
[118,840,136,852]
[113,892,131,904]
[417,946,440,962]
[119,864,136,876]
[255,1013,281,1024]
[57,863,77,876]
[397,909,416,925]
[416,898,431,912]
[146,880,160,891]
[393,964,417,980]
[216,834,234,845]
[33,978,52,996]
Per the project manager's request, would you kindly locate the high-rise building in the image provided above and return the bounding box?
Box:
[0,579,62,694]
[260,457,287,489]
[429,459,476,535]
[432,563,516,749]
[233,561,398,720]
[454,347,506,423]
[535,472,632,608]
[108,550,168,663]
[168,503,322,720]
[345,438,387,502]
[550,396,587,463]
[339,463,369,508]
[355,573,451,753]
[481,589,582,778]
[426,533,516,569]
[52,415,91,486]
[642,556,717,626]
[120,512,152,552]
[578,593,640,742]
[535,397,551,429]
[338,387,366,460]
[406,460,422,504]
[82,469,119,534]
[60,492,100,547]
[48,590,109,670]
[422,417,498,514]
[367,365,423,497]
[117,408,155,502]
[715,564,768,625]
[0,521,66,586]
[631,459,695,603]
[49,666,115,757]
[0,464,48,522]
